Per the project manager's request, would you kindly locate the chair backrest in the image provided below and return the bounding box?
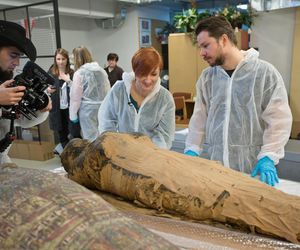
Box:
[173,92,192,100]
[174,96,187,121]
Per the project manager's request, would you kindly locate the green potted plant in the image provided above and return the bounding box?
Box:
[173,5,256,34]
[173,8,198,33]
[216,6,255,29]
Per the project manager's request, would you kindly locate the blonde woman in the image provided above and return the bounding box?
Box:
[70,46,110,141]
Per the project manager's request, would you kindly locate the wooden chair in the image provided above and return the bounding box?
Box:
[173,92,192,100]
[174,96,188,123]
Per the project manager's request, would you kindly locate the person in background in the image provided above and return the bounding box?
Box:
[184,16,292,186]
[98,47,175,149]
[70,46,110,141]
[48,48,81,151]
[0,20,52,163]
[104,53,124,87]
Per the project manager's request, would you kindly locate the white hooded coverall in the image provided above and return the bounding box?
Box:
[70,62,110,141]
[98,72,175,149]
[185,48,292,173]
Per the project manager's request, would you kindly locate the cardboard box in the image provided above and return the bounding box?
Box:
[8,140,55,161]
[38,118,56,145]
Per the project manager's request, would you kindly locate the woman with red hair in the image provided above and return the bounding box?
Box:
[98,47,175,149]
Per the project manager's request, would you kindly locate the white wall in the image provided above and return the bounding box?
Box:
[58,0,115,19]
[88,8,140,72]
[250,8,296,92]
[59,5,171,72]
[60,16,92,53]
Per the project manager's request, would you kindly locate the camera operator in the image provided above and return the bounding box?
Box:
[0,20,52,163]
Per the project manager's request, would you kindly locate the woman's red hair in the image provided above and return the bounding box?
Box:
[131,47,163,77]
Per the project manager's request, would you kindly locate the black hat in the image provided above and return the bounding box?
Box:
[0,20,36,61]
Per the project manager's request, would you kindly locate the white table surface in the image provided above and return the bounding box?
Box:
[276,178,300,196]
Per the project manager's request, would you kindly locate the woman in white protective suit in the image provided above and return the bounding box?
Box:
[98,47,175,149]
[184,16,292,187]
[69,46,110,141]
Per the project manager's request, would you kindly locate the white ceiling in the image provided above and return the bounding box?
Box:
[1,0,299,20]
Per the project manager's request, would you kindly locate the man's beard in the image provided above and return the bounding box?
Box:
[209,54,225,67]
[208,44,225,67]
[0,67,13,83]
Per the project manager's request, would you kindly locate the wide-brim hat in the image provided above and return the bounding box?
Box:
[0,20,36,61]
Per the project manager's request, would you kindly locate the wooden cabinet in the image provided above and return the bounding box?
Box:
[168,33,202,96]
[168,31,248,96]
[290,7,300,139]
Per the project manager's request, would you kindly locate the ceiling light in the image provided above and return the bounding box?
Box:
[117,0,162,3]
[237,4,248,10]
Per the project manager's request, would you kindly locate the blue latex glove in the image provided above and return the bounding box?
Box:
[70,118,79,124]
[251,156,279,186]
[184,150,199,157]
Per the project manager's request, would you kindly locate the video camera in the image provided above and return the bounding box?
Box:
[0,61,54,152]
[11,61,54,120]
